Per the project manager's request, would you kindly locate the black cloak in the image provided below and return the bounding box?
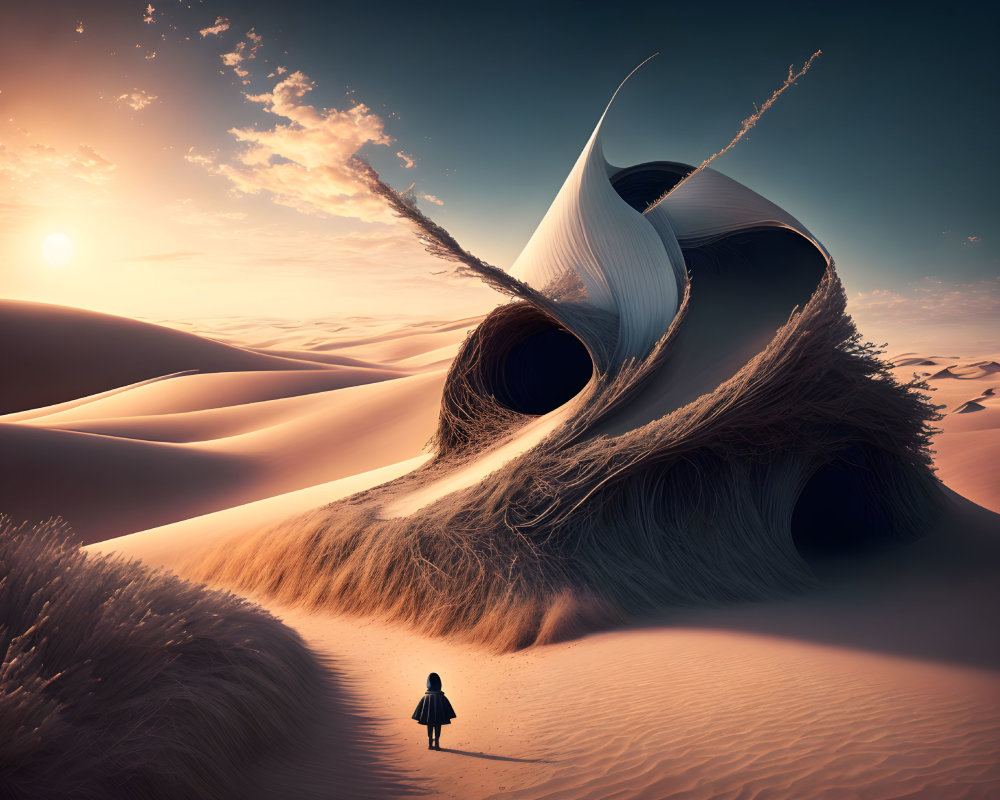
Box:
[412,673,456,726]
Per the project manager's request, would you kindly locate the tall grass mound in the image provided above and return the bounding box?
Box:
[188,262,942,653]
[0,518,391,800]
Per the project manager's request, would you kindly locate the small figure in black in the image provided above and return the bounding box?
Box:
[411,672,456,751]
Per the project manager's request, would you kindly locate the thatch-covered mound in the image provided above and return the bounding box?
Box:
[0,518,401,799]
[188,257,941,652]
[185,103,941,652]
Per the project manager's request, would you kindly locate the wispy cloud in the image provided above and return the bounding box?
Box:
[850,276,1000,326]
[199,17,230,37]
[0,140,117,187]
[397,151,416,169]
[221,28,263,80]
[116,89,158,111]
[193,71,395,223]
[850,276,1000,353]
[142,4,156,25]
[420,193,443,206]
[75,21,84,34]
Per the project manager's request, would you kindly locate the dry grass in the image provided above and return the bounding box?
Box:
[0,518,407,799]
[187,252,941,653]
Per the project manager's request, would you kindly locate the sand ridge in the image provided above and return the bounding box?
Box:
[0,301,476,542]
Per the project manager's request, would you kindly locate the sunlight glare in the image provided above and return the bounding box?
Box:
[42,232,73,266]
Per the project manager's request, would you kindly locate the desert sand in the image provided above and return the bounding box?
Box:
[889,354,1000,515]
[3,300,998,798]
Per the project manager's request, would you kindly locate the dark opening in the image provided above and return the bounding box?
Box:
[610,161,694,212]
[494,325,592,415]
[791,445,896,559]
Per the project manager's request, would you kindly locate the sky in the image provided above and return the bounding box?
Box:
[1,0,997,350]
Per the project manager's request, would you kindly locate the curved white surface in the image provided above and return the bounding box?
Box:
[509,88,683,361]
[652,167,831,261]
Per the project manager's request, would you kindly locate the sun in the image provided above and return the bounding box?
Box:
[42,232,73,266]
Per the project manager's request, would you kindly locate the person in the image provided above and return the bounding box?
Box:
[411,672,456,750]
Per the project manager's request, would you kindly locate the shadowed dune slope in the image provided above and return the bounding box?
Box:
[0,519,411,800]
[4,367,406,423]
[0,369,447,544]
[0,300,332,414]
[0,424,260,544]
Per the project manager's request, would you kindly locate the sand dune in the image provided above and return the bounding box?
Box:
[6,367,406,423]
[0,422,258,542]
[161,313,484,364]
[0,300,332,414]
[0,307,473,542]
[97,455,431,582]
[891,355,1000,512]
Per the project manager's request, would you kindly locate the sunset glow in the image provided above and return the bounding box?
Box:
[0,3,994,349]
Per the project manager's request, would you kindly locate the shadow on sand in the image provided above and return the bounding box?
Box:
[441,749,549,764]
[247,660,424,799]
[651,490,1000,673]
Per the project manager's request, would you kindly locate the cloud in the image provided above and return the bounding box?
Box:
[966,235,981,244]
[197,71,395,223]
[184,152,214,167]
[420,193,443,206]
[850,276,1000,327]
[143,4,155,24]
[0,140,117,187]
[397,151,415,169]
[75,21,84,34]
[220,28,263,79]
[116,89,158,110]
[199,17,230,37]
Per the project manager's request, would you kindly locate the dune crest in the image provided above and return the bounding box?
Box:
[0,300,335,415]
[1,307,470,542]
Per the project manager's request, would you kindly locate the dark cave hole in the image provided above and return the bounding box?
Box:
[491,322,593,416]
[610,160,694,212]
[791,445,899,560]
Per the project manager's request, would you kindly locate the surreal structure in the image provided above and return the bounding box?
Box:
[192,69,942,651]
